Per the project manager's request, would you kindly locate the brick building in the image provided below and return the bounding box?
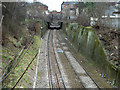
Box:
[26,2,48,18]
[61,2,79,20]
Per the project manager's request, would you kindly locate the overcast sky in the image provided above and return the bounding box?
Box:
[26,0,119,11]
[38,0,68,12]
[26,0,73,12]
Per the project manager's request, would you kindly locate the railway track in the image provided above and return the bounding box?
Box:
[4,29,102,88]
[47,30,66,89]
[56,30,101,89]
[1,26,47,88]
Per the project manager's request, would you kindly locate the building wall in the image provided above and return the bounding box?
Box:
[61,2,78,20]
[101,17,120,29]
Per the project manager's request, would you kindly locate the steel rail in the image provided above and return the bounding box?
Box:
[47,30,53,88]
[1,46,25,76]
[47,30,66,89]
[11,52,38,89]
[2,25,47,87]
[1,36,34,77]
[1,46,24,75]
[56,32,85,88]
[58,30,101,89]
[50,30,60,88]
[52,30,66,89]
[9,29,47,88]
[0,39,34,83]
[61,30,101,89]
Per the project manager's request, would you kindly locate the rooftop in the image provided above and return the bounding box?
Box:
[62,1,78,5]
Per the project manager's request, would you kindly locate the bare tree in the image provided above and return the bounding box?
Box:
[76,9,90,26]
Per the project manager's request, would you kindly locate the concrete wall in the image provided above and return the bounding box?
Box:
[63,23,120,87]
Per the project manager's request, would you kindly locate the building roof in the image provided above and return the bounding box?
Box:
[61,1,78,5]
[61,1,79,10]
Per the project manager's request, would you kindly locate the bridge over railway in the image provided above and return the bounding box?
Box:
[1,1,120,89]
[47,21,63,29]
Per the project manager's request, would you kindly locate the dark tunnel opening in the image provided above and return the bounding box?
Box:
[47,22,63,30]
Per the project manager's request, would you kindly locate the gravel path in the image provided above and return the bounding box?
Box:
[35,31,49,88]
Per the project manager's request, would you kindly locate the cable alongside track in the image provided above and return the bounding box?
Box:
[1,26,47,88]
[1,38,34,83]
[3,28,103,88]
[47,30,66,89]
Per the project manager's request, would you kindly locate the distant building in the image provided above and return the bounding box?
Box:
[36,3,48,15]
[61,2,79,20]
[103,1,120,17]
[51,10,58,14]
[113,1,120,17]
[41,4,48,12]
[49,10,62,20]
[101,1,120,29]
[26,2,48,18]
[51,11,61,15]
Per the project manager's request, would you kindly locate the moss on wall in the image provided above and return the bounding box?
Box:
[63,23,120,87]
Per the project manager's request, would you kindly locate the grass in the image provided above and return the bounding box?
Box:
[16,37,23,47]
[2,35,41,88]
[2,48,14,68]
[2,34,24,69]
[8,36,18,45]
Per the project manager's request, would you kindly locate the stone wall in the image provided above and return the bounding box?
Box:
[63,23,120,87]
